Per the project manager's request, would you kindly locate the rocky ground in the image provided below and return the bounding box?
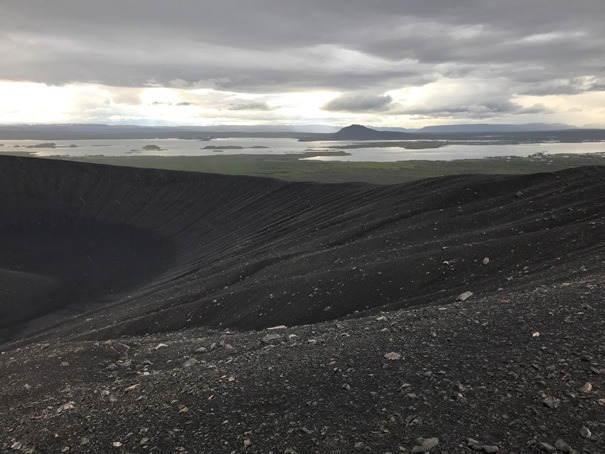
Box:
[1,277,603,453]
[0,157,604,452]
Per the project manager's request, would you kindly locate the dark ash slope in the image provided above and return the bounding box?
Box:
[1,156,604,344]
[0,156,604,453]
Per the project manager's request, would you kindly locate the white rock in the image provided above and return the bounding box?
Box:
[384,352,402,361]
[266,325,287,330]
[456,291,474,302]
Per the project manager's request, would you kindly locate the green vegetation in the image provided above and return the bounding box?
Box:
[56,152,605,184]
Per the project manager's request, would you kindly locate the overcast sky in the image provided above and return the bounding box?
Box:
[1,0,604,128]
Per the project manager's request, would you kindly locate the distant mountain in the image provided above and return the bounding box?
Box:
[417,123,578,133]
[0,124,338,140]
[329,124,411,140]
[3,122,600,142]
[375,127,410,133]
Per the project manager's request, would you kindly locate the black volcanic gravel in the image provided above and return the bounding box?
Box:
[0,157,604,452]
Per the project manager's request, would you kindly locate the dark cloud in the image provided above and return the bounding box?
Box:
[399,104,515,120]
[517,104,554,115]
[517,76,605,96]
[323,93,394,112]
[394,100,553,120]
[0,0,603,123]
[227,101,274,111]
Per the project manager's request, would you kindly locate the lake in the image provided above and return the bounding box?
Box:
[1,138,604,162]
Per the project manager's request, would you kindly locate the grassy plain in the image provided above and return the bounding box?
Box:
[56,151,605,184]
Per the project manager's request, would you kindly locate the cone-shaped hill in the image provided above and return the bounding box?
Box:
[328,124,411,140]
[1,156,605,344]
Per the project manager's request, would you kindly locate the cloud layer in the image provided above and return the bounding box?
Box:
[1,0,604,126]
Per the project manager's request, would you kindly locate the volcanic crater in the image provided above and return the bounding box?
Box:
[1,156,604,453]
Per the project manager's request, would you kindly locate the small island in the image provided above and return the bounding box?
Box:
[142,144,163,151]
[203,145,244,150]
[26,142,57,149]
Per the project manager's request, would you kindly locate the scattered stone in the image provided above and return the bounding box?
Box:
[266,325,287,330]
[57,401,76,413]
[482,257,490,265]
[112,441,122,448]
[124,383,140,392]
[554,439,572,453]
[452,392,465,401]
[579,382,592,393]
[183,358,199,368]
[262,333,282,344]
[342,383,351,391]
[243,438,252,447]
[580,427,591,439]
[597,398,605,406]
[384,352,402,361]
[412,437,439,453]
[467,438,482,450]
[467,439,499,453]
[299,427,313,435]
[457,291,474,302]
[538,442,557,452]
[154,343,168,350]
[542,396,560,409]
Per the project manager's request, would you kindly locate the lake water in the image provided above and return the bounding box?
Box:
[1,138,604,162]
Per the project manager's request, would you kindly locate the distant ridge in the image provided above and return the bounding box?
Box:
[329,124,410,140]
[417,123,578,133]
